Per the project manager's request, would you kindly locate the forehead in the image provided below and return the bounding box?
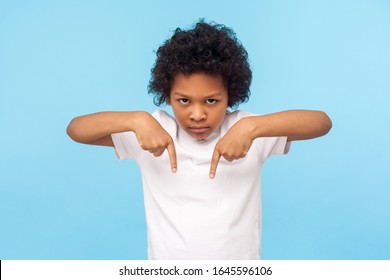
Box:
[171,72,227,97]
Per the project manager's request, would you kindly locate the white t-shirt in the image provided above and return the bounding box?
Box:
[112,110,290,260]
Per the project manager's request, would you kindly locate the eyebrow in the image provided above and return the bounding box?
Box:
[172,92,223,98]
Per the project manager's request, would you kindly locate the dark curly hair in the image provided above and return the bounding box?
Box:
[148,19,252,108]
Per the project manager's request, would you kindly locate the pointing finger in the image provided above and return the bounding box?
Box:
[166,141,177,173]
[209,148,221,179]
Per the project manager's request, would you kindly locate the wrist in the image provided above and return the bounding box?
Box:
[129,111,149,132]
[246,115,268,139]
[241,116,260,141]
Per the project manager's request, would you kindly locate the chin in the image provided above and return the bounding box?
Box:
[194,136,206,141]
[192,132,212,141]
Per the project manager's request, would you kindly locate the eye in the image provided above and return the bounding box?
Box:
[206,99,218,105]
[178,98,190,105]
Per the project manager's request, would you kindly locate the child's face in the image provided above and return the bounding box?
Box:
[168,72,229,140]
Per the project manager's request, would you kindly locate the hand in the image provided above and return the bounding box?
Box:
[209,117,254,179]
[134,112,177,173]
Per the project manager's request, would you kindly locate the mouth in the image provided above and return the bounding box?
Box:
[188,126,210,134]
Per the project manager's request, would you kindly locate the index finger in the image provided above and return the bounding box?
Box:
[209,148,221,179]
[166,141,177,173]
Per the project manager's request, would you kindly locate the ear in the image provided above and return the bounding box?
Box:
[166,95,171,105]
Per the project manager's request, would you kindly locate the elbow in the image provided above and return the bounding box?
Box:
[319,111,332,136]
[66,117,84,143]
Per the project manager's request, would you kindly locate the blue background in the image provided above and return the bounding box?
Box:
[1,0,389,260]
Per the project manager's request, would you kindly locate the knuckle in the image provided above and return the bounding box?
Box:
[153,151,162,157]
[224,152,233,158]
[139,143,147,150]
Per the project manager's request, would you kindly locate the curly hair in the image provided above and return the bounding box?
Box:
[148,20,252,108]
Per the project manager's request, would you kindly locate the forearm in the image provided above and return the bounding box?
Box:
[246,110,332,141]
[66,111,146,143]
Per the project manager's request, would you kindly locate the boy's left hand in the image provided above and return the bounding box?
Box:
[209,117,254,179]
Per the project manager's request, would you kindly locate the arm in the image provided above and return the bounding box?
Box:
[66,111,145,146]
[246,110,332,141]
[209,110,332,178]
[66,111,177,172]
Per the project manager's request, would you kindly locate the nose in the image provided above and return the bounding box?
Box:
[190,105,206,122]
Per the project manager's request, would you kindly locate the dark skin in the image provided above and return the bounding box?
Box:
[67,72,332,178]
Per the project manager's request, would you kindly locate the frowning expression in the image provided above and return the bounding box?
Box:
[168,72,229,140]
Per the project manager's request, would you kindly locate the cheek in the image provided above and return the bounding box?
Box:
[172,107,187,123]
[213,108,227,126]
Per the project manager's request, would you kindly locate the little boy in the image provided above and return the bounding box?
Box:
[67,20,332,259]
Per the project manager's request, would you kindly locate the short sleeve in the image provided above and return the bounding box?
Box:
[111,131,141,160]
[224,110,291,162]
[253,136,291,162]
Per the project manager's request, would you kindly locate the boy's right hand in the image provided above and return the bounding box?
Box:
[133,112,177,173]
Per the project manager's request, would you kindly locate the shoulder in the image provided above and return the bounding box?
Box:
[151,110,176,125]
[225,109,253,120]
[152,109,173,120]
[151,109,178,137]
[222,110,253,128]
